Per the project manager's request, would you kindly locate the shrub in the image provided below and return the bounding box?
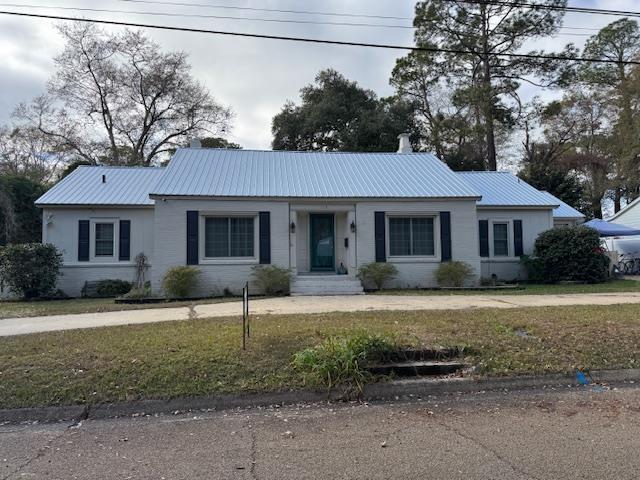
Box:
[96,279,132,297]
[162,266,200,298]
[357,262,398,290]
[0,243,63,299]
[120,281,152,300]
[435,261,474,287]
[530,226,609,284]
[292,331,397,398]
[251,265,291,295]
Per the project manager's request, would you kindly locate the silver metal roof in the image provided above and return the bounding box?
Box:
[539,191,585,219]
[36,166,165,206]
[150,148,481,199]
[457,171,558,208]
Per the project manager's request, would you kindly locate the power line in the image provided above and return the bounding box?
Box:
[0,3,414,29]
[0,9,638,65]
[449,0,640,19]
[116,0,414,21]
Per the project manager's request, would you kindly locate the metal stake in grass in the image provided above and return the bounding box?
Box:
[242,282,250,349]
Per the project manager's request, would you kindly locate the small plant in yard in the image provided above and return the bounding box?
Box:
[435,261,474,287]
[357,262,398,291]
[251,265,291,295]
[0,243,63,299]
[120,281,152,300]
[95,279,132,297]
[162,266,200,299]
[292,331,397,399]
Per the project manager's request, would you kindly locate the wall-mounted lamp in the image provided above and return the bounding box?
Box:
[350,221,356,233]
[290,221,296,234]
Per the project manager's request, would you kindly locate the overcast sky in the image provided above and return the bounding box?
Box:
[0,0,636,150]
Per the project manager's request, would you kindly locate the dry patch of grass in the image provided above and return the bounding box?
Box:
[1,304,639,409]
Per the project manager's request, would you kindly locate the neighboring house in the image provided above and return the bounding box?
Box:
[607,196,640,228]
[539,191,585,227]
[36,137,564,296]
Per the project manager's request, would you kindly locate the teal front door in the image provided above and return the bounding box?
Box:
[310,213,335,271]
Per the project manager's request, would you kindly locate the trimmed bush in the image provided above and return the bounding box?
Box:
[92,279,132,298]
[162,266,200,299]
[120,281,152,300]
[357,262,398,290]
[0,243,63,299]
[530,226,609,284]
[292,331,397,398]
[435,261,474,287]
[251,265,291,295]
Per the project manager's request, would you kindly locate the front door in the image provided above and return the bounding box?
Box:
[310,213,335,272]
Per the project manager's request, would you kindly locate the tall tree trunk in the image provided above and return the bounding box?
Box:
[480,5,497,171]
[592,197,603,219]
[614,188,622,213]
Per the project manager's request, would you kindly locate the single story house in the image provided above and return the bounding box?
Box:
[35,137,571,296]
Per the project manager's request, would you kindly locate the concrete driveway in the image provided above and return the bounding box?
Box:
[3,292,640,337]
[2,385,639,479]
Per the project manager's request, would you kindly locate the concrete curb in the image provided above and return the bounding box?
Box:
[2,369,639,424]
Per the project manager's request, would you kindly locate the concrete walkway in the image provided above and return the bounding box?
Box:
[3,292,640,337]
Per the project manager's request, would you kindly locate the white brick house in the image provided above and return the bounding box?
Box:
[35,138,571,296]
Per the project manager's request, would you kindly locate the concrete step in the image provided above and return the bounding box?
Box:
[291,275,364,296]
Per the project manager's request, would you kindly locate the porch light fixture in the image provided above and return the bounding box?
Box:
[290,221,296,233]
[350,221,356,233]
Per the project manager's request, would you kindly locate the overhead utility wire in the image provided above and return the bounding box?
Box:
[449,0,640,19]
[0,3,606,35]
[0,3,414,29]
[1,9,639,65]
[117,0,414,21]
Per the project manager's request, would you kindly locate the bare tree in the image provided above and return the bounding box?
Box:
[15,23,231,166]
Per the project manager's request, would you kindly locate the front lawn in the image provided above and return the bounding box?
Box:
[0,296,240,319]
[375,279,640,296]
[1,304,639,409]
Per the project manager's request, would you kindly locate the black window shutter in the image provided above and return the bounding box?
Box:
[479,220,489,258]
[514,220,524,257]
[440,211,452,262]
[78,220,90,261]
[374,211,386,262]
[186,211,199,265]
[259,211,271,264]
[119,220,131,261]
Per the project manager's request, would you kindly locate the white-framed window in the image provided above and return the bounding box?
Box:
[492,222,509,257]
[204,216,256,258]
[388,216,436,257]
[94,222,115,257]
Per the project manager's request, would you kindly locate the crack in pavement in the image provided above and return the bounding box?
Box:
[1,425,72,480]
[434,419,542,480]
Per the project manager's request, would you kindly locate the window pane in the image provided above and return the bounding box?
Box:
[205,217,229,257]
[411,218,434,256]
[95,223,114,256]
[389,218,411,256]
[493,223,509,256]
[230,217,254,257]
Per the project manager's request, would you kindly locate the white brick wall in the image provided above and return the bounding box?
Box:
[355,200,482,288]
[151,199,290,296]
[477,208,553,281]
[41,207,155,296]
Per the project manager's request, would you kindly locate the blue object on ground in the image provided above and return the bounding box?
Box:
[576,370,590,385]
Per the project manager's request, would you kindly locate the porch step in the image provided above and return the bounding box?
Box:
[290,275,364,296]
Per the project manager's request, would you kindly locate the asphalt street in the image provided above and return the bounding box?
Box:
[2,385,639,479]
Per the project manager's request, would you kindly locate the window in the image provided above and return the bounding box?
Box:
[95,223,114,256]
[389,217,435,256]
[493,223,509,256]
[205,217,255,258]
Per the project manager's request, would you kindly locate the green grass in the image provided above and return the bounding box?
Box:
[374,279,640,296]
[1,304,639,409]
[0,296,241,319]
